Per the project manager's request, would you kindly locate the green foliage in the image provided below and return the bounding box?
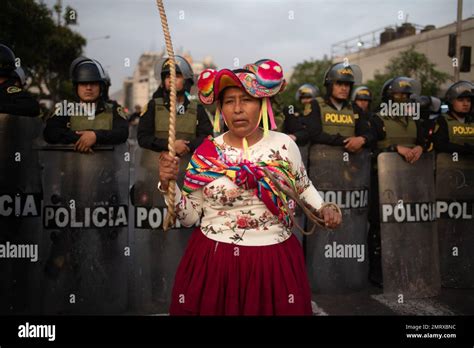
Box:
[0,0,86,103]
[279,58,332,109]
[365,46,450,108]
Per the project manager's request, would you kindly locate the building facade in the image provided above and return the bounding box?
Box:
[338,18,474,94]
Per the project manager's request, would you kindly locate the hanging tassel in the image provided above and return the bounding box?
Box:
[262,97,269,136]
[243,137,250,160]
[213,106,221,133]
[266,98,277,131]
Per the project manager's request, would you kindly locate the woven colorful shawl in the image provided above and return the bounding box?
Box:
[183,136,296,227]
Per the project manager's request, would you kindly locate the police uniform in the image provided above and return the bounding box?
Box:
[280,84,320,146]
[352,103,386,151]
[137,91,213,153]
[43,56,129,145]
[376,117,421,151]
[43,100,129,144]
[306,62,374,146]
[351,86,386,150]
[431,81,474,155]
[432,113,474,155]
[369,77,430,286]
[0,80,40,117]
[375,77,430,153]
[137,55,213,153]
[307,97,374,146]
[281,105,309,146]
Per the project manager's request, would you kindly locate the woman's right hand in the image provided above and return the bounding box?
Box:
[158,152,180,191]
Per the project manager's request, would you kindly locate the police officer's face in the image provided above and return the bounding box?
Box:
[164,74,184,92]
[300,97,312,105]
[452,97,472,114]
[355,99,369,112]
[77,82,101,102]
[220,87,261,138]
[332,81,351,100]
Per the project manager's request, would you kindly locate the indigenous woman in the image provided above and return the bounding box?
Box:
[158,59,342,315]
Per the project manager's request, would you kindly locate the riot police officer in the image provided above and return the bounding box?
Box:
[431,81,474,155]
[137,55,213,156]
[0,44,39,117]
[369,77,432,286]
[43,57,128,152]
[352,85,372,113]
[376,76,431,162]
[352,86,386,150]
[306,62,374,152]
[281,83,319,146]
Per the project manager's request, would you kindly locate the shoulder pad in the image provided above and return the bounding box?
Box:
[115,106,128,119]
[354,113,359,120]
[7,86,22,94]
[315,96,325,106]
[315,96,324,103]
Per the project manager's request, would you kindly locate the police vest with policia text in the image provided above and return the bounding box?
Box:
[377,115,417,149]
[69,102,115,131]
[154,97,198,141]
[444,113,474,146]
[315,97,356,137]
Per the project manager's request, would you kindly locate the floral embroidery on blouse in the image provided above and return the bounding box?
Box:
[170,131,324,246]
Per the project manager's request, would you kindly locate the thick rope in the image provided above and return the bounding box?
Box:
[261,167,342,235]
[156,0,176,231]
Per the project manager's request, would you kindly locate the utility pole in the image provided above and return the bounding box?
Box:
[455,0,463,81]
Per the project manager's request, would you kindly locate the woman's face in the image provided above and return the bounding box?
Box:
[220,87,261,138]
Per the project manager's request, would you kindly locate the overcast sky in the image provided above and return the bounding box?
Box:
[42,0,474,93]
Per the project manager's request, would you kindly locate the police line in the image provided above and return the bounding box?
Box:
[1,191,471,226]
[381,200,473,223]
[36,205,200,229]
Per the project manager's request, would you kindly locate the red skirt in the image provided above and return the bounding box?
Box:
[169,228,312,316]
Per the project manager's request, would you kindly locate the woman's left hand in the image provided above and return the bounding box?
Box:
[319,206,342,229]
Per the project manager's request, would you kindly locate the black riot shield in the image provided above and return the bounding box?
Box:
[292,144,310,244]
[0,114,43,314]
[306,145,371,293]
[129,147,194,314]
[378,152,440,298]
[436,153,474,288]
[38,143,130,314]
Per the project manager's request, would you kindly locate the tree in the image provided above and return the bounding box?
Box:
[365,46,450,108]
[0,0,86,103]
[278,58,333,108]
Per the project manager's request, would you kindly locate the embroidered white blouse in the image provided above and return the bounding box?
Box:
[166,131,324,246]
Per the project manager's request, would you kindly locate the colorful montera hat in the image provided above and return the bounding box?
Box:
[197,59,286,135]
